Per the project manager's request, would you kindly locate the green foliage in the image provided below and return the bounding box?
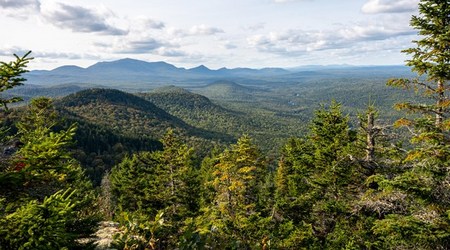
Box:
[0,51,33,111]
[274,101,363,248]
[0,189,79,250]
[368,1,450,248]
[0,77,99,249]
[1,1,447,247]
[110,129,200,248]
[203,135,270,248]
[112,211,166,250]
[387,0,450,126]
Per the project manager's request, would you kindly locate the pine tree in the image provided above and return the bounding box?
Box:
[274,101,361,248]
[388,0,450,126]
[208,135,269,248]
[110,129,198,248]
[0,97,99,249]
[0,51,32,111]
[369,1,450,248]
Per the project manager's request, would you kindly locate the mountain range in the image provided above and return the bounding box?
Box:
[24,58,413,89]
[25,58,291,87]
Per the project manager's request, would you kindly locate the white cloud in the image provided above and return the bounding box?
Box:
[247,20,415,56]
[362,0,419,14]
[221,41,237,50]
[156,48,187,57]
[273,0,310,3]
[189,24,224,36]
[40,2,128,35]
[167,24,224,37]
[134,17,165,30]
[0,0,40,18]
[243,22,266,32]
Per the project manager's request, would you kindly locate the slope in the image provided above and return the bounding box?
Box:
[138,86,306,153]
[56,88,231,142]
[139,86,252,137]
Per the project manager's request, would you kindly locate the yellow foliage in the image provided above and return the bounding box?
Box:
[394,118,413,128]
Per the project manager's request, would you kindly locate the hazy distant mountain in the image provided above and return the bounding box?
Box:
[191,80,265,100]
[23,58,414,91]
[24,58,290,87]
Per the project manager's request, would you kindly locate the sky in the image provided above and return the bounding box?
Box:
[0,0,420,70]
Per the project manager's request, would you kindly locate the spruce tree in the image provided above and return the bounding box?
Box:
[110,129,198,248]
[388,0,450,126]
[208,135,269,248]
[369,1,450,248]
[0,97,99,249]
[0,51,32,111]
[274,101,361,248]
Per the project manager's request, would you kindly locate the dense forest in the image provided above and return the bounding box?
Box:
[1,0,449,249]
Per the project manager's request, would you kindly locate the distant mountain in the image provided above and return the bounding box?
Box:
[23,58,416,95]
[24,58,290,88]
[191,80,264,100]
[4,83,89,102]
[87,58,180,74]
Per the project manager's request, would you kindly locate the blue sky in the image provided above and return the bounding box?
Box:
[0,0,419,69]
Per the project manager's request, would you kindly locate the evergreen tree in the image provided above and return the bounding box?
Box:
[388,0,450,126]
[0,97,99,249]
[0,51,32,111]
[207,135,269,248]
[110,129,199,248]
[274,101,361,248]
[368,1,450,248]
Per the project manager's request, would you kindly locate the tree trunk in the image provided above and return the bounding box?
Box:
[365,111,375,163]
[436,79,444,126]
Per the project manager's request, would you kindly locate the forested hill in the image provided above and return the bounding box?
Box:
[56,88,233,141]
[191,80,264,100]
[139,85,251,136]
[53,88,236,183]
[56,88,184,138]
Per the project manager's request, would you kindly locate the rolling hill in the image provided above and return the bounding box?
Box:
[56,88,231,141]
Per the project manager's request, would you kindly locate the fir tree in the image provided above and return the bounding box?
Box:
[208,135,269,248]
[369,1,450,248]
[110,129,199,248]
[0,97,99,249]
[0,51,32,111]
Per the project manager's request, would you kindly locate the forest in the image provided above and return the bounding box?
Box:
[0,0,449,249]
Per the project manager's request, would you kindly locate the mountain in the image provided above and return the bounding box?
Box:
[56,88,233,142]
[87,58,181,74]
[24,58,290,88]
[139,86,252,137]
[3,83,89,102]
[190,80,264,100]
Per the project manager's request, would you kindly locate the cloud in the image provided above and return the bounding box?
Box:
[41,3,128,35]
[0,0,39,9]
[221,41,237,50]
[134,17,165,30]
[247,21,415,56]
[0,47,101,61]
[243,22,265,32]
[189,24,224,36]
[168,24,224,37]
[0,0,40,18]
[107,36,179,55]
[156,48,187,57]
[273,0,312,3]
[121,39,165,53]
[362,0,419,14]
[0,47,31,57]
